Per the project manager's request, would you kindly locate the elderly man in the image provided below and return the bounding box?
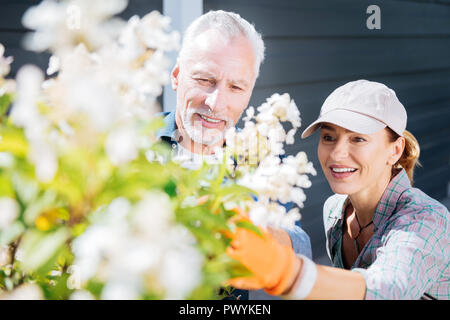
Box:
[157,10,311,300]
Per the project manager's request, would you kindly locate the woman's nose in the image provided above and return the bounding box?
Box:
[330,139,349,161]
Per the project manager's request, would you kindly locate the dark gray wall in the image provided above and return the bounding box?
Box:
[204,0,450,262]
[0,0,163,76]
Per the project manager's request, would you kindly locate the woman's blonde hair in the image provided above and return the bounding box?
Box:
[387,128,421,184]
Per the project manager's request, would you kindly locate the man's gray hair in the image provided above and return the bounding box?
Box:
[179,10,265,79]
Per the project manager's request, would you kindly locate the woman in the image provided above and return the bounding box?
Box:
[227,80,449,299]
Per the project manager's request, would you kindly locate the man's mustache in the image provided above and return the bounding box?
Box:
[186,106,233,124]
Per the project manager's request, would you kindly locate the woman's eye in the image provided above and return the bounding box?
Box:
[322,134,334,142]
[353,137,366,143]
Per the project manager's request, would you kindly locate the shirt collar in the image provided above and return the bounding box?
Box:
[156,111,178,143]
[331,168,411,229]
[372,168,411,228]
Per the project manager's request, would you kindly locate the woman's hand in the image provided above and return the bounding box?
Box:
[226,218,301,295]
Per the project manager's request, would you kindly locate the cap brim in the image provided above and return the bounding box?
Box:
[301,109,387,139]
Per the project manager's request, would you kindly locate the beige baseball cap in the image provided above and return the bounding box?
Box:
[301,80,407,139]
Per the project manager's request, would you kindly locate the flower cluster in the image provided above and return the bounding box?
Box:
[0,0,316,300]
[226,93,316,229]
[0,44,15,96]
[22,0,128,55]
[12,2,180,182]
[71,194,203,300]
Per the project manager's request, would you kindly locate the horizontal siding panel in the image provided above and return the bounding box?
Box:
[415,166,450,196]
[204,0,450,37]
[0,0,163,31]
[120,0,162,19]
[0,31,50,77]
[253,68,450,108]
[258,38,450,87]
[0,1,35,31]
[0,0,163,77]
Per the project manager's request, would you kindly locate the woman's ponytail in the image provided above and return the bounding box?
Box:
[388,129,421,184]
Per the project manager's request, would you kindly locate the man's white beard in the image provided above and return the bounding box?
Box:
[181,107,233,146]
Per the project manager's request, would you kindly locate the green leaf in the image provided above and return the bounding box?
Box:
[19,228,70,274]
[0,94,12,118]
[0,221,25,245]
[142,116,165,134]
[0,173,15,198]
[0,127,28,157]
[86,279,104,299]
[236,220,263,238]
[41,273,72,300]
[227,259,253,279]
[23,190,58,226]
[11,173,40,206]
[217,184,256,200]
[163,179,177,197]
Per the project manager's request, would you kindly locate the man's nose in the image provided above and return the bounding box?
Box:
[330,139,349,161]
[205,88,226,112]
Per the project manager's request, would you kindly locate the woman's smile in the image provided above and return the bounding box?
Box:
[329,164,358,179]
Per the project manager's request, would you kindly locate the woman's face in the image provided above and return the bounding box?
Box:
[317,123,401,196]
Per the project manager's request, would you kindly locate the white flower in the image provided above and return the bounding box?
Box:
[286,128,296,145]
[0,43,13,77]
[138,11,179,51]
[22,0,128,55]
[159,244,203,300]
[72,198,131,283]
[72,194,203,299]
[131,191,173,237]
[10,64,43,128]
[29,142,58,182]
[0,197,19,230]
[0,152,14,168]
[101,280,141,300]
[46,55,60,75]
[290,187,307,208]
[0,283,43,300]
[0,245,11,267]
[69,290,95,300]
[242,106,255,122]
[228,93,316,229]
[9,65,58,183]
[0,79,16,97]
[105,126,139,166]
[248,204,269,228]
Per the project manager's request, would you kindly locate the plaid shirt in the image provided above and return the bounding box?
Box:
[324,169,449,300]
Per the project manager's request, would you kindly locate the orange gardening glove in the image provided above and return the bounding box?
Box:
[226,219,299,296]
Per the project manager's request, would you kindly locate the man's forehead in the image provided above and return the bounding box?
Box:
[182,29,253,63]
[188,61,252,87]
[196,29,231,48]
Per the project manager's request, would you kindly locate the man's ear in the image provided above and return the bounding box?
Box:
[171,62,180,91]
[388,136,405,165]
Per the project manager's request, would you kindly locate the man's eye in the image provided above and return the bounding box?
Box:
[196,78,212,85]
[231,85,242,91]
